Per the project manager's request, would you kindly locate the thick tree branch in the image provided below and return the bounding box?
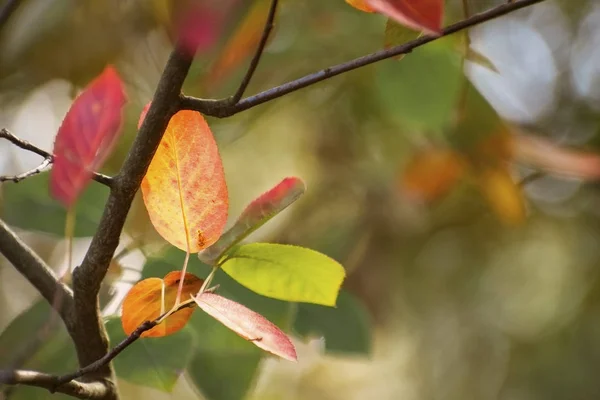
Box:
[68,45,193,382]
[0,218,74,327]
[180,0,547,118]
[0,128,113,187]
[0,370,111,400]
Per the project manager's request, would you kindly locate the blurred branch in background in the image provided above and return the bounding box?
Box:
[0,128,113,186]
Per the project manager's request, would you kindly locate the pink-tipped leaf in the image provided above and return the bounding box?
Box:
[194,292,297,361]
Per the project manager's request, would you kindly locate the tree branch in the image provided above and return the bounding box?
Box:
[0,370,112,400]
[68,45,193,380]
[180,0,547,118]
[0,218,74,328]
[0,128,113,187]
[230,0,279,103]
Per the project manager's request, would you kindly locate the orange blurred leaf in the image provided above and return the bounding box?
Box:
[139,106,228,253]
[121,271,204,338]
[194,292,297,361]
[367,0,444,35]
[513,135,600,180]
[346,0,376,12]
[401,148,466,203]
[477,167,526,225]
[204,0,274,89]
[50,65,126,207]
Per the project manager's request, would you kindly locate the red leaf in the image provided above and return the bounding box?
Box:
[194,293,297,361]
[367,0,443,35]
[50,66,127,207]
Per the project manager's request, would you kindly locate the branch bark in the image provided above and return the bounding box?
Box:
[67,45,193,389]
[180,0,547,118]
[0,218,74,328]
[0,370,112,400]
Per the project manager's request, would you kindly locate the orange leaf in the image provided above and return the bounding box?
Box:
[50,65,127,207]
[194,292,297,361]
[401,148,466,203]
[346,0,376,12]
[139,106,228,253]
[367,0,444,35]
[204,0,274,89]
[121,272,204,338]
[478,167,526,225]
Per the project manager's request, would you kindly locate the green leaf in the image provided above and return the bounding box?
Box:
[0,172,108,236]
[200,177,305,265]
[384,18,421,60]
[220,243,345,306]
[293,290,372,356]
[105,318,195,392]
[1,301,77,400]
[375,40,462,134]
[186,311,263,400]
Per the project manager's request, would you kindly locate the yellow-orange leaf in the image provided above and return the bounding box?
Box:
[139,105,228,253]
[121,272,204,338]
[478,167,526,226]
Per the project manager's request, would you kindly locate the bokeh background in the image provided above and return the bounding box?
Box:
[2,0,600,399]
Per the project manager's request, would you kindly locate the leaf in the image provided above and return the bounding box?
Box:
[106,318,195,392]
[384,18,421,60]
[50,65,126,207]
[513,135,600,180]
[175,1,225,56]
[293,290,372,356]
[346,0,376,12]
[220,243,345,306]
[1,172,108,236]
[401,147,466,203]
[186,309,263,400]
[367,0,444,35]
[121,271,204,338]
[477,167,526,225]
[194,292,297,361]
[200,177,305,264]
[204,0,274,89]
[139,106,228,253]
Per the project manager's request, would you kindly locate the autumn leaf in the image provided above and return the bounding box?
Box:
[513,135,600,180]
[401,147,466,203]
[50,65,126,207]
[200,177,305,264]
[477,167,526,225]
[346,0,375,12]
[139,105,228,253]
[121,272,204,338]
[204,0,275,89]
[350,0,444,35]
[220,243,345,306]
[194,292,297,361]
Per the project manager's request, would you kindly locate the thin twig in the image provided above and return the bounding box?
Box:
[0,128,113,187]
[0,158,51,183]
[230,0,279,104]
[180,0,547,118]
